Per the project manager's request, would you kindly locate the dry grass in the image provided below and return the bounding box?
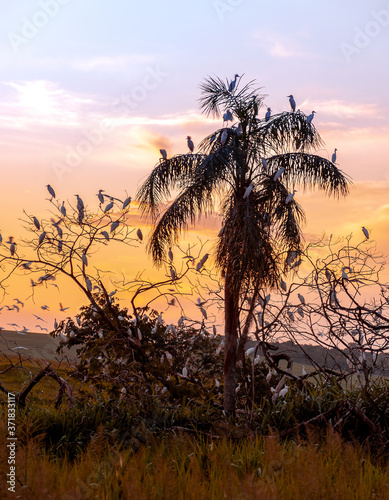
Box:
[0,424,388,500]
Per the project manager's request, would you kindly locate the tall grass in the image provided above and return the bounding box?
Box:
[1,424,388,500]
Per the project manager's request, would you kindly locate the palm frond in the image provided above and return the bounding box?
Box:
[136,154,205,219]
[253,111,323,154]
[267,153,351,197]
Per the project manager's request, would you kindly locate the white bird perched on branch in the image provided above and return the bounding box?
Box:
[287,95,296,112]
[220,129,228,145]
[306,111,316,124]
[111,221,119,233]
[331,148,337,163]
[187,136,194,153]
[279,386,289,398]
[75,195,84,211]
[265,107,271,121]
[33,217,40,230]
[82,253,88,266]
[273,167,285,181]
[362,226,369,240]
[223,109,233,123]
[60,202,66,217]
[285,190,297,204]
[243,183,254,199]
[38,232,46,245]
[122,196,131,209]
[104,199,114,213]
[228,74,239,92]
[97,189,105,204]
[46,184,56,199]
[85,277,92,292]
[159,149,167,161]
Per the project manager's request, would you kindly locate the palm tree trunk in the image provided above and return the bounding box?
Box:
[223,266,239,415]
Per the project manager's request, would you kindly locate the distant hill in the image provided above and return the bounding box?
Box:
[0,330,78,362]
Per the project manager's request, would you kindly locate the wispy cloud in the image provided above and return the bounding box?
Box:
[253,30,314,59]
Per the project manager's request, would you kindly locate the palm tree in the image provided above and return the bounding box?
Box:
[137,75,351,414]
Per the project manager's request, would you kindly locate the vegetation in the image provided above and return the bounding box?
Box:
[0,76,387,498]
[137,75,351,413]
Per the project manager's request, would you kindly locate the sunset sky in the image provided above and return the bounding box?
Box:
[0,0,388,332]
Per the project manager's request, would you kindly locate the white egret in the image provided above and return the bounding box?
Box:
[220,129,228,145]
[97,189,105,203]
[122,196,131,209]
[243,183,254,199]
[228,74,239,92]
[12,346,28,351]
[59,302,69,312]
[215,379,220,388]
[54,319,58,329]
[200,307,207,319]
[111,221,119,232]
[273,167,285,181]
[75,195,84,211]
[265,107,271,121]
[187,136,194,153]
[279,386,289,398]
[137,328,142,341]
[33,217,40,230]
[137,228,143,241]
[160,148,167,161]
[266,370,272,383]
[302,366,307,377]
[331,148,337,163]
[285,190,297,204]
[36,325,48,331]
[306,111,316,124]
[38,232,46,245]
[33,314,45,322]
[287,95,296,112]
[46,184,56,199]
[81,253,88,266]
[362,227,369,240]
[182,366,188,377]
[104,199,114,213]
[85,277,92,292]
[60,202,66,217]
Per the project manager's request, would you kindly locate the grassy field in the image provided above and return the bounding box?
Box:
[1,332,389,499]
